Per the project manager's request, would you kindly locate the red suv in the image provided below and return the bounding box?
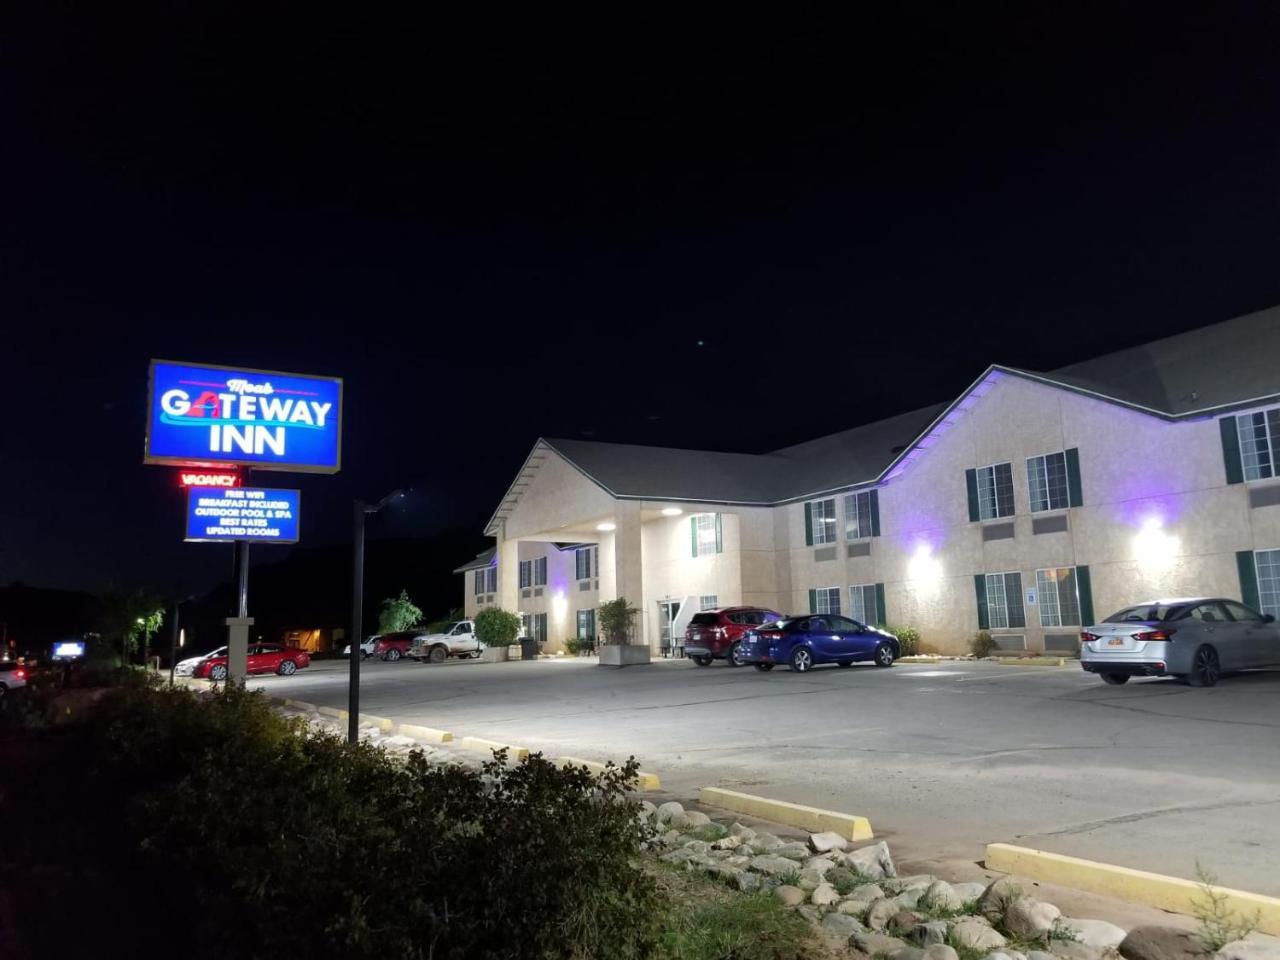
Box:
[685,607,781,667]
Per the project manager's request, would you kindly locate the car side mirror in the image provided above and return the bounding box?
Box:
[1265,614,1276,624]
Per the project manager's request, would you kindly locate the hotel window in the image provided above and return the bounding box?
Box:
[1237,409,1280,481]
[575,546,596,580]
[576,608,596,639]
[533,556,547,586]
[485,566,497,593]
[529,612,548,642]
[843,489,880,539]
[968,462,1015,520]
[848,583,884,625]
[699,594,719,611]
[1037,567,1082,627]
[804,498,837,545]
[1254,550,1280,619]
[1027,449,1082,512]
[690,513,723,556]
[808,586,840,615]
[518,560,532,589]
[984,572,1026,629]
[473,570,485,595]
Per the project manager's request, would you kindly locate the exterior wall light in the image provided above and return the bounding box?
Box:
[907,543,944,598]
[661,507,683,517]
[596,522,616,531]
[1132,516,1179,578]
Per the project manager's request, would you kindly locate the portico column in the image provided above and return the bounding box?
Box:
[498,535,520,613]
[612,501,644,644]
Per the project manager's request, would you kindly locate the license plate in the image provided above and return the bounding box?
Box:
[1108,638,1125,647]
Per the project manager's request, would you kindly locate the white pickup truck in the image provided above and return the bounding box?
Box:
[410,620,483,663]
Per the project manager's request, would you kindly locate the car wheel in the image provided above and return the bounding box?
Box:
[754,663,774,672]
[837,660,853,668]
[469,650,482,659]
[1188,645,1220,687]
[428,646,448,664]
[728,642,745,667]
[790,647,813,673]
[1100,672,1129,685]
[277,660,297,676]
[692,655,712,666]
[209,664,228,682]
[873,643,895,668]
[384,648,402,662]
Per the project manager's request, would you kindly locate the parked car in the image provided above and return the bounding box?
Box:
[685,607,782,667]
[343,632,420,662]
[0,661,30,697]
[737,616,899,673]
[1081,597,1280,687]
[191,644,312,680]
[410,620,482,663]
[175,646,226,677]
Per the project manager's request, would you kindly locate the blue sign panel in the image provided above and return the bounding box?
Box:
[146,360,342,472]
[185,487,301,543]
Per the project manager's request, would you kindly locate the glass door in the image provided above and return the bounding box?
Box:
[658,600,683,654]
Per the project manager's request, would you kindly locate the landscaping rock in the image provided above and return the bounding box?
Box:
[980,877,1026,920]
[682,840,712,856]
[1120,927,1211,960]
[776,841,812,861]
[983,953,1030,960]
[911,922,951,946]
[1029,951,1058,960]
[707,849,733,861]
[921,880,965,912]
[810,831,850,854]
[655,801,684,824]
[839,900,872,917]
[952,918,1009,952]
[638,799,657,822]
[852,883,887,901]
[1005,897,1061,939]
[669,812,692,830]
[893,948,926,960]
[660,848,696,865]
[1217,939,1280,960]
[749,855,799,877]
[923,946,959,960]
[846,841,897,879]
[822,912,867,939]
[662,829,681,845]
[896,875,939,892]
[891,911,923,936]
[1056,918,1127,951]
[684,810,712,827]
[685,854,716,872]
[733,872,761,893]
[867,898,899,931]
[774,884,806,907]
[752,832,783,851]
[725,855,751,867]
[812,883,840,907]
[798,869,826,891]
[895,891,925,909]
[711,835,742,850]
[1050,942,1105,960]
[383,735,419,749]
[804,856,836,876]
[797,904,824,925]
[854,932,911,957]
[953,882,988,903]
[729,822,756,840]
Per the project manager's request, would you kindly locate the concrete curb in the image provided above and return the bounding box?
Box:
[363,714,394,733]
[556,756,661,791]
[899,657,944,664]
[458,736,530,761]
[398,723,453,743]
[698,786,874,841]
[283,698,316,712]
[995,657,1067,667]
[986,843,1280,935]
[317,705,349,722]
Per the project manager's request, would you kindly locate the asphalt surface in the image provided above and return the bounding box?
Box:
[244,655,1280,895]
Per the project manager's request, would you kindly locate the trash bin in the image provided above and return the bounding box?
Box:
[520,638,538,661]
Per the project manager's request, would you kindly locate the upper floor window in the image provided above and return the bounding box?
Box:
[691,513,723,556]
[473,570,485,596]
[486,566,497,593]
[843,489,880,540]
[1027,449,1082,512]
[967,462,1014,520]
[699,594,719,611]
[1238,409,1280,480]
[805,499,837,545]
[518,560,532,589]
[575,546,596,581]
[533,556,547,586]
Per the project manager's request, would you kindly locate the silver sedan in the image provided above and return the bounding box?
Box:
[1081,597,1280,687]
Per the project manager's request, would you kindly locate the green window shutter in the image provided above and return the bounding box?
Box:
[1065,448,1083,508]
[869,489,881,537]
[808,589,817,613]
[1237,551,1261,611]
[804,502,814,546]
[1221,416,1244,485]
[965,469,980,522]
[690,516,698,557]
[1076,565,1095,626]
[874,583,886,626]
[974,574,989,630]
[714,513,723,554]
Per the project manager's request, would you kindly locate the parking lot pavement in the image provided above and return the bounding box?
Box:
[246,656,1280,895]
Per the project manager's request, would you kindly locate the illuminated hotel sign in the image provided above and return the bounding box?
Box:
[184,487,301,543]
[145,360,342,473]
[178,470,241,487]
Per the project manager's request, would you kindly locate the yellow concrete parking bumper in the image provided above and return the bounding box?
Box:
[986,844,1280,935]
[398,723,453,743]
[458,736,530,761]
[698,787,873,841]
[556,756,661,791]
[316,705,349,722]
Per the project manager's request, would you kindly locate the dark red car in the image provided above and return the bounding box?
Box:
[194,643,311,680]
[684,607,781,667]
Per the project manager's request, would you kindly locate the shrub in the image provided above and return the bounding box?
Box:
[971,630,997,658]
[885,625,920,657]
[377,588,423,633]
[474,607,522,647]
[13,684,662,960]
[1192,863,1260,950]
[598,597,640,645]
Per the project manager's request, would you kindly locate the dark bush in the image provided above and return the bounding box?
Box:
[11,685,661,960]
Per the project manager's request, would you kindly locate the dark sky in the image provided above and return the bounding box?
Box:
[3,5,1280,595]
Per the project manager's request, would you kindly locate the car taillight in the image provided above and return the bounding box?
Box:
[13,669,25,680]
[1134,629,1175,642]
[760,631,782,640]
[1080,631,1100,642]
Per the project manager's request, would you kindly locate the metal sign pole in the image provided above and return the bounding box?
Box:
[349,499,365,743]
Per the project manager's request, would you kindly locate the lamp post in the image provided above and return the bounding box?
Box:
[349,489,405,743]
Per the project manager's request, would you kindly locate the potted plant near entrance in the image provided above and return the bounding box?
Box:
[474,608,521,663]
[596,597,649,667]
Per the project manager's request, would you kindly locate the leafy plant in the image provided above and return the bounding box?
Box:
[1191,862,1260,951]
[598,597,639,645]
[98,585,166,664]
[376,588,423,633]
[474,607,522,647]
[778,868,802,887]
[971,630,998,658]
[885,625,921,656]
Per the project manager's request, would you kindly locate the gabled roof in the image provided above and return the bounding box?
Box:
[482,305,1280,532]
[452,548,495,573]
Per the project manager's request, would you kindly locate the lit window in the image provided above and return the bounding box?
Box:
[576,609,596,639]
[699,594,718,611]
[1026,453,1069,512]
[985,572,1026,629]
[693,514,721,556]
[976,463,1015,519]
[848,584,881,625]
[1036,568,1080,627]
[806,499,837,545]
[843,490,877,539]
[811,587,840,615]
[485,566,497,594]
[1238,409,1280,481]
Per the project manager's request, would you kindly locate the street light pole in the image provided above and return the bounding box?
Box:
[349,488,405,744]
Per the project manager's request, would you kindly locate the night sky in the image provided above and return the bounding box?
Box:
[4,6,1280,596]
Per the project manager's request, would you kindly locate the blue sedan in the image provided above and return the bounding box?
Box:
[738,615,899,673]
